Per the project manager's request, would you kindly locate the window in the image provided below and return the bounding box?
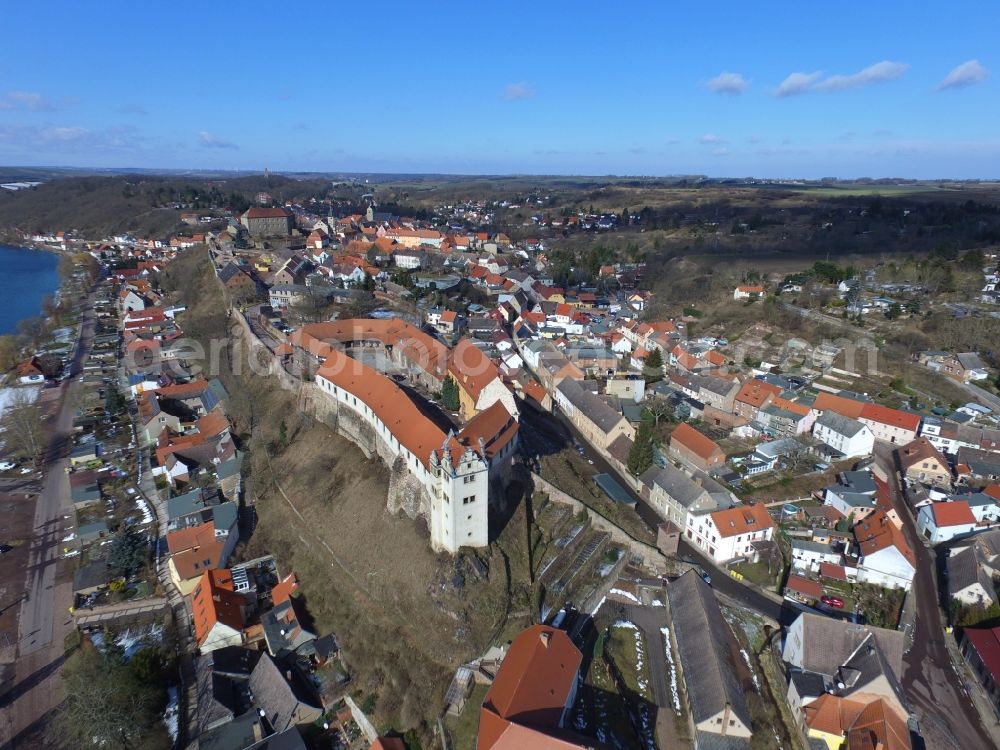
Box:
[463,496,475,505]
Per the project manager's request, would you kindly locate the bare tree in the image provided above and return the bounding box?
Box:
[3,389,46,462]
[645,396,671,427]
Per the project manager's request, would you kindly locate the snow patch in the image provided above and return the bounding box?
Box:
[660,627,682,715]
[609,587,640,603]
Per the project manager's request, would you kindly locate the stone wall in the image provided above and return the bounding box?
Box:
[530,472,666,574]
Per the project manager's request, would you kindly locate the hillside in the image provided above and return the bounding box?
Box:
[162,250,535,739]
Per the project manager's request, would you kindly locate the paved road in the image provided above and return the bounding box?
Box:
[955,379,1000,414]
[522,403,787,624]
[1,293,94,748]
[875,444,997,750]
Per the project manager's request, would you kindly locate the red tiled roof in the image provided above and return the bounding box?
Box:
[930,501,976,527]
[819,562,848,581]
[479,625,582,750]
[859,403,921,432]
[167,522,225,580]
[710,503,773,538]
[814,392,866,420]
[244,207,291,219]
[736,380,782,409]
[964,626,1000,687]
[786,574,823,599]
[671,423,723,461]
[854,511,915,567]
[190,569,246,646]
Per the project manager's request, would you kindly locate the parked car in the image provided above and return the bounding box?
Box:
[697,567,712,585]
[821,595,844,609]
[0,461,17,471]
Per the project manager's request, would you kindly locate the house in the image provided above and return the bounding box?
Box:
[802,694,911,750]
[790,539,842,574]
[248,653,323,733]
[756,397,815,438]
[824,471,879,522]
[640,464,738,530]
[854,511,916,590]
[957,446,1000,482]
[733,379,782,421]
[218,263,264,300]
[272,255,313,286]
[17,357,48,384]
[167,520,238,596]
[896,437,952,488]
[733,284,764,300]
[932,352,990,383]
[667,571,753,744]
[812,411,875,459]
[477,625,589,750]
[554,378,635,452]
[191,569,254,653]
[241,207,293,237]
[946,545,997,607]
[685,503,774,563]
[917,501,978,544]
[961,626,1000,718]
[784,574,823,604]
[859,404,921,445]
[670,423,726,473]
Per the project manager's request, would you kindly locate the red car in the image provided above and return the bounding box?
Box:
[821,595,844,609]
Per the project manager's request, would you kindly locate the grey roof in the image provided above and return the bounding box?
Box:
[791,539,838,555]
[667,571,751,730]
[830,490,878,509]
[640,465,711,510]
[77,520,109,540]
[73,558,112,593]
[791,613,905,680]
[839,471,877,495]
[947,546,997,602]
[836,634,908,709]
[756,437,805,460]
[556,378,626,434]
[976,528,1000,558]
[216,452,244,481]
[195,653,252,735]
[693,733,751,750]
[261,600,316,657]
[816,410,867,438]
[957,352,987,370]
[248,654,321,734]
[789,670,827,700]
[198,709,262,750]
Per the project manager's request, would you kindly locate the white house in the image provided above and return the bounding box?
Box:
[917,501,979,544]
[733,284,764,300]
[392,251,422,269]
[790,539,842,573]
[946,546,997,607]
[854,512,915,590]
[812,411,875,459]
[686,503,774,563]
[858,404,921,445]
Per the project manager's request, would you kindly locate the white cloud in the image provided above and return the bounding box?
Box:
[712,147,729,156]
[936,60,989,91]
[0,90,56,111]
[705,71,748,95]
[774,61,908,97]
[502,82,534,101]
[198,131,237,149]
[774,71,823,97]
[814,61,909,92]
[698,133,727,145]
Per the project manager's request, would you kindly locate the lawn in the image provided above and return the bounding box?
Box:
[732,560,781,591]
[443,683,488,750]
[606,622,653,703]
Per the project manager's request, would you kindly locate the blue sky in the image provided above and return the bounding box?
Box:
[0,2,997,178]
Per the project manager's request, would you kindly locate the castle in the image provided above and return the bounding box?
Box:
[290,320,519,553]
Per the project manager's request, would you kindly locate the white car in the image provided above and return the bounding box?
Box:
[0,461,16,471]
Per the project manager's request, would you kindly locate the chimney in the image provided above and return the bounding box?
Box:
[539,630,551,648]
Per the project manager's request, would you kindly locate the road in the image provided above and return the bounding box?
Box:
[1,292,95,748]
[875,444,998,750]
[955,378,1000,414]
[521,403,788,624]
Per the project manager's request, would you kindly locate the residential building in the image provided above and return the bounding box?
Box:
[790,539,842,574]
[812,411,875,459]
[686,503,774,563]
[241,207,293,237]
[733,284,764,300]
[477,625,588,750]
[640,464,738,530]
[554,378,635,452]
[896,437,952,488]
[670,423,726,473]
[667,571,753,745]
[917,501,978,544]
[961,626,1000,718]
[853,511,916,590]
[946,546,997,607]
[859,404,921,445]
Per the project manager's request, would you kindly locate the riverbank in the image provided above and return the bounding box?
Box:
[0,243,61,336]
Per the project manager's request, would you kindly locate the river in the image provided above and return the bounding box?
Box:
[0,244,60,335]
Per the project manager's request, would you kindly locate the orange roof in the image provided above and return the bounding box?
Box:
[736,380,782,409]
[270,572,299,606]
[274,342,293,355]
[449,338,502,402]
[710,503,773,538]
[846,698,912,750]
[804,693,866,737]
[814,392,866,420]
[705,350,727,367]
[479,625,582,750]
[244,207,291,219]
[196,408,230,439]
[633,346,649,360]
[770,395,810,417]
[521,379,547,405]
[155,378,210,399]
[859,403,921,432]
[854,511,915,567]
[554,303,573,318]
[671,423,723,461]
[984,485,1000,502]
[675,351,700,370]
[440,310,457,323]
[819,562,848,581]
[786,574,823,599]
[737,284,765,293]
[190,569,247,646]
[167,522,225,581]
[930,501,976,527]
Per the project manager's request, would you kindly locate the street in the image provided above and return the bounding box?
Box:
[875,444,998,750]
[0,292,95,749]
